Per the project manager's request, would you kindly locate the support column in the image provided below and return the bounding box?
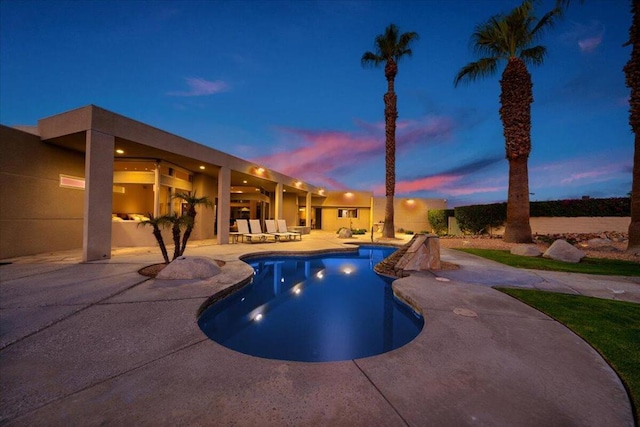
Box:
[153,161,161,217]
[274,182,283,219]
[305,191,312,227]
[217,166,230,245]
[83,130,115,262]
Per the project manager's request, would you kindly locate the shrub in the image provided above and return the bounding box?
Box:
[530,197,630,217]
[455,203,507,235]
[352,228,367,235]
[405,230,414,235]
[428,209,455,235]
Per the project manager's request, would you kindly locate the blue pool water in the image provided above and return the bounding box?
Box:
[197,246,424,362]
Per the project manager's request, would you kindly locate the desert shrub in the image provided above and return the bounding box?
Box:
[352,228,367,235]
[428,209,455,235]
[530,197,630,217]
[405,230,414,235]
[455,203,507,235]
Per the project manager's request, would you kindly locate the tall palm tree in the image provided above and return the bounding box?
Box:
[624,0,640,254]
[173,192,213,256]
[454,0,561,243]
[362,23,419,239]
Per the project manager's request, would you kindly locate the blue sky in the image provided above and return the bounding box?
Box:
[0,0,633,207]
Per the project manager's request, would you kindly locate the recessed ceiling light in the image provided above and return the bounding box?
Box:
[199,165,205,170]
[116,149,124,154]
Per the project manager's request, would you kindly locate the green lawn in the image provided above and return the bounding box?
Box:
[456,248,640,276]
[498,288,640,425]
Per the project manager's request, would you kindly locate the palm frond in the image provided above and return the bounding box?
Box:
[531,6,562,39]
[361,51,382,67]
[362,23,419,67]
[520,45,547,66]
[454,57,500,86]
[459,0,556,86]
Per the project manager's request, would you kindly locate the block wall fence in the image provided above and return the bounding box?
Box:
[448,217,631,236]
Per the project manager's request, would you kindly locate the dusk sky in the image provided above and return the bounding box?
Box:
[0,0,633,207]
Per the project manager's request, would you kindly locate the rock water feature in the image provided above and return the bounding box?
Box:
[375,234,441,277]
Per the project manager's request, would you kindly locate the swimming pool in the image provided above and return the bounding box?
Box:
[197,246,424,362]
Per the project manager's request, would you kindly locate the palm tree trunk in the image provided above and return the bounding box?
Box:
[171,220,182,261]
[180,211,196,256]
[152,227,170,264]
[626,0,640,254]
[383,60,398,238]
[500,57,533,243]
[504,156,533,242]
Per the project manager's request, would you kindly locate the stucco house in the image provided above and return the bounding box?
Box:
[0,105,445,261]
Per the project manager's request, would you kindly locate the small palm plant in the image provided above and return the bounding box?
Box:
[138,214,171,264]
[173,192,213,256]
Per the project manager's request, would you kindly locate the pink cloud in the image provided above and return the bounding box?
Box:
[370,173,506,198]
[578,36,602,53]
[168,77,230,96]
[250,128,380,186]
[250,115,455,190]
[396,115,454,150]
[561,20,605,54]
[561,169,616,184]
[373,175,461,196]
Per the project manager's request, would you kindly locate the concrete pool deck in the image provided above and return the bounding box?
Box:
[1,231,637,426]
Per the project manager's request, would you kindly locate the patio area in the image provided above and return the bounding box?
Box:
[0,231,636,426]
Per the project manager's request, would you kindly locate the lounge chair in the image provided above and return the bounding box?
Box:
[264,219,290,241]
[277,219,302,240]
[237,219,269,243]
[249,219,275,242]
[229,221,244,243]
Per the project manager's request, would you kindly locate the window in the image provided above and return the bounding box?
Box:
[59,174,85,189]
[338,209,358,218]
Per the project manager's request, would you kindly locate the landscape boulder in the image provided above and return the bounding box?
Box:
[543,240,585,263]
[338,228,353,238]
[510,244,542,257]
[156,256,221,280]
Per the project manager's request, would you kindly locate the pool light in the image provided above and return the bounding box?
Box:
[254,313,263,322]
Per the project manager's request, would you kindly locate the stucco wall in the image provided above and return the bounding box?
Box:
[372,197,447,234]
[318,190,373,231]
[530,217,630,235]
[0,126,85,259]
[449,216,631,235]
[282,193,299,226]
[191,173,217,240]
[321,208,372,231]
